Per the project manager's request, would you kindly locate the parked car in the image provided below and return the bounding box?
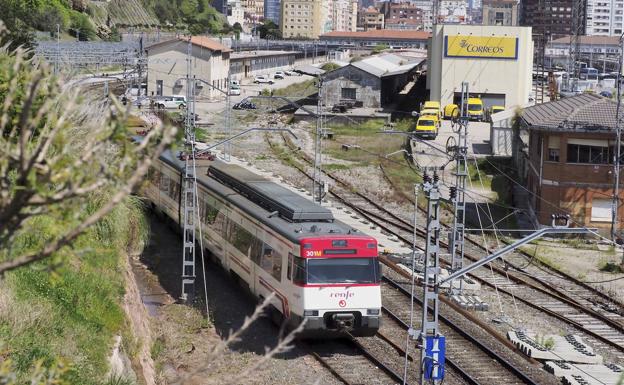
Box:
[422,100,442,119]
[414,116,438,139]
[229,84,241,96]
[443,103,459,119]
[254,75,274,85]
[284,70,296,76]
[154,95,187,109]
[273,71,286,79]
[467,97,484,121]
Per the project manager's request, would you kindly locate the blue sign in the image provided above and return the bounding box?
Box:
[424,335,446,381]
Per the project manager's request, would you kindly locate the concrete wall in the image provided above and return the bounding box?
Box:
[147,41,230,99]
[322,65,381,107]
[428,24,533,110]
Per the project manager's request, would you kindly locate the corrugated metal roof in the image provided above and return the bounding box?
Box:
[349,53,423,77]
[521,93,620,132]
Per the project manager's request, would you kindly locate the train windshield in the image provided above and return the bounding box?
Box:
[306,258,380,284]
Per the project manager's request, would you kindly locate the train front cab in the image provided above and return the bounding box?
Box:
[288,236,382,337]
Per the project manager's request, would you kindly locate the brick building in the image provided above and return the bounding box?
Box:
[516,93,623,231]
[358,6,385,30]
[521,0,585,39]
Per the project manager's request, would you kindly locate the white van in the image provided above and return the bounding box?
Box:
[154,95,187,109]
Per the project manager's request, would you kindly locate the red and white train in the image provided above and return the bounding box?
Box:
[143,151,382,336]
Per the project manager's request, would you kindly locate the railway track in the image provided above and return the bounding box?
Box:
[304,337,406,385]
[265,133,624,358]
[265,134,559,385]
[381,277,540,385]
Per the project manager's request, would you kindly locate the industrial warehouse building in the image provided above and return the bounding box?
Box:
[322,53,425,108]
[146,37,231,99]
[514,93,624,231]
[427,24,533,110]
[230,51,298,80]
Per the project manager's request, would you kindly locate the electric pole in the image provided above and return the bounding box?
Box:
[419,170,445,384]
[180,38,198,303]
[611,34,623,244]
[449,82,469,294]
[312,77,324,204]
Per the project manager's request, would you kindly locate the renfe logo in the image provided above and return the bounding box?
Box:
[330,291,354,298]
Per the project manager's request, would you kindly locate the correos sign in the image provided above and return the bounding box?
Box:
[444,35,519,60]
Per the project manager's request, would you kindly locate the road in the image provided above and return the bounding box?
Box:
[411,118,497,203]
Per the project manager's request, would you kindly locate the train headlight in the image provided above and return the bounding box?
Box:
[303,310,319,317]
[367,309,380,315]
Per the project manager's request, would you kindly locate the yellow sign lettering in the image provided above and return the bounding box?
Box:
[445,35,518,60]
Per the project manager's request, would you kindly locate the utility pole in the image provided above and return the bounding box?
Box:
[55,24,60,74]
[612,34,623,249]
[180,39,198,303]
[312,77,324,204]
[419,170,445,384]
[448,82,469,294]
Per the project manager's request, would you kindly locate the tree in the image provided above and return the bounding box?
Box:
[258,20,281,39]
[0,42,176,276]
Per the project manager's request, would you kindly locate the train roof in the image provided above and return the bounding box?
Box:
[158,150,368,244]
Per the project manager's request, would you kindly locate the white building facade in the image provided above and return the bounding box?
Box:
[586,0,624,36]
[146,37,231,99]
[427,24,533,110]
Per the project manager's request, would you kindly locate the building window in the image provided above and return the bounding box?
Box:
[341,87,356,99]
[547,136,560,161]
[591,198,612,222]
[567,143,611,164]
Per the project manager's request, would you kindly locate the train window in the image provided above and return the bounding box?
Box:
[287,253,293,280]
[260,244,282,281]
[307,258,379,284]
[229,221,256,258]
[292,256,306,284]
[160,175,169,192]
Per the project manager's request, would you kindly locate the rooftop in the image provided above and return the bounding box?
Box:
[146,36,232,53]
[550,35,621,46]
[521,93,619,132]
[320,30,431,40]
[349,53,424,77]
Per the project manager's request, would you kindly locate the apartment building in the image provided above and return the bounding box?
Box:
[521,0,583,38]
[281,0,323,38]
[439,0,468,23]
[242,0,264,20]
[324,0,358,32]
[265,0,281,24]
[586,0,624,35]
[358,6,385,30]
[482,0,519,25]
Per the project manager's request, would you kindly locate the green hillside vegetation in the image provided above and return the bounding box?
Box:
[0,0,229,50]
[0,41,155,383]
[142,0,228,34]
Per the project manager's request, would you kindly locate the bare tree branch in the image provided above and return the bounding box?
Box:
[0,124,176,275]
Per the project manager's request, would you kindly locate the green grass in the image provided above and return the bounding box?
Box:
[0,196,148,383]
[272,79,316,97]
[328,119,387,137]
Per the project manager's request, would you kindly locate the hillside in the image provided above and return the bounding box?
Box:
[0,0,227,49]
[89,0,160,28]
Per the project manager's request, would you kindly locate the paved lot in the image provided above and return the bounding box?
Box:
[192,74,315,120]
[411,119,496,202]
[411,119,492,170]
